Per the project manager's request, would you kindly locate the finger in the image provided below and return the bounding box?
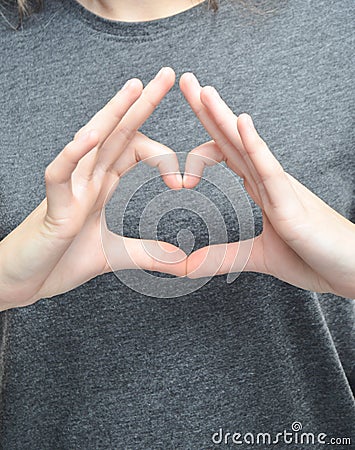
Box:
[183,140,224,188]
[45,130,99,214]
[69,78,144,188]
[103,231,187,277]
[73,67,175,188]
[237,113,290,209]
[124,238,187,276]
[97,67,176,171]
[199,85,262,194]
[182,139,261,203]
[111,131,183,190]
[72,145,99,186]
[186,239,256,278]
[96,131,182,207]
[73,78,144,145]
[179,72,253,184]
[186,232,333,293]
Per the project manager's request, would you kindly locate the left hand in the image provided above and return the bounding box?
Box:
[180,72,355,298]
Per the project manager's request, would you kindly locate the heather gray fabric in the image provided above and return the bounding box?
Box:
[0,0,354,448]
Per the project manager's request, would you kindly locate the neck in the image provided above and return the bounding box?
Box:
[76,0,206,22]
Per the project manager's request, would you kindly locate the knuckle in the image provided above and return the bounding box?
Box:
[62,142,72,154]
[148,255,157,272]
[44,164,56,184]
[215,115,226,130]
[109,98,126,121]
[61,142,76,160]
[117,124,134,143]
[73,128,85,140]
[190,151,208,166]
[246,136,264,155]
[111,88,141,118]
[142,93,159,110]
[81,172,94,184]
[190,147,205,157]
[218,136,232,153]
[194,104,204,118]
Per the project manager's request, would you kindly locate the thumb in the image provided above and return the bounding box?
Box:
[102,231,187,277]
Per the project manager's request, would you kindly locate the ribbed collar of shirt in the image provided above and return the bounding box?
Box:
[60,0,210,40]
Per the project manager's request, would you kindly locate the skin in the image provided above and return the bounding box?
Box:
[1,66,354,310]
[75,0,207,22]
[179,73,355,298]
[0,3,354,307]
[0,68,187,309]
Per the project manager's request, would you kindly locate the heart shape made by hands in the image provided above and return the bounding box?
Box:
[98,73,256,289]
[101,70,345,299]
[28,67,346,305]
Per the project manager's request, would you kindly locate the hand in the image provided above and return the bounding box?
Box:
[0,67,186,310]
[179,72,355,298]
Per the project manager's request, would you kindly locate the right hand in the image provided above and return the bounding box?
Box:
[0,67,187,310]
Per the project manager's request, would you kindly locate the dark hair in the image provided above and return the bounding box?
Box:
[2,0,283,31]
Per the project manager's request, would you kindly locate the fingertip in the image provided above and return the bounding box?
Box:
[238,113,254,130]
[179,72,199,90]
[179,72,193,84]
[178,73,190,93]
[200,85,218,103]
[174,172,183,189]
[119,78,143,96]
[165,66,177,87]
[163,173,183,190]
[155,67,176,86]
[182,173,200,189]
[161,66,175,77]
[128,77,144,91]
[186,247,208,278]
[154,241,187,277]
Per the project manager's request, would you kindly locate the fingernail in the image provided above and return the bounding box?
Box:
[183,173,199,188]
[244,113,254,128]
[183,72,200,86]
[207,86,220,98]
[122,79,134,90]
[155,67,170,80]
[183,72,194,81]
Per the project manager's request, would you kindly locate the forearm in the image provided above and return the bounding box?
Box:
[324,232,355,299]
[302,212,355,299]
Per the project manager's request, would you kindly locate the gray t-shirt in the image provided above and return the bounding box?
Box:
[0,0,354,447]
